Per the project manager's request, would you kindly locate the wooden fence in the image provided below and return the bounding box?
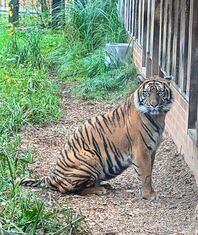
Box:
[121,0,198,137]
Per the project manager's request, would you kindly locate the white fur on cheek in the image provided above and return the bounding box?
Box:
[162,102,173,112]
[134,91,148,113]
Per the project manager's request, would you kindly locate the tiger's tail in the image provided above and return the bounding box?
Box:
[20,176,57,191]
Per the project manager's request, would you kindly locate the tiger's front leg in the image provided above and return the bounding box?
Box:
[133,147,157,200]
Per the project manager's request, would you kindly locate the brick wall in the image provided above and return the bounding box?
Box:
[165,86,198,183]
[133,40,198,184]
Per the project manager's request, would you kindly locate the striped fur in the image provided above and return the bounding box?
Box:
[20,77,174,200]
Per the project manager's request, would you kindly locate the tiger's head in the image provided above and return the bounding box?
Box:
[134,76,174,115]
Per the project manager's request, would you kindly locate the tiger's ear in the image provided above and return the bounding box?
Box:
[136,74,144,85]
[164,75,173,85]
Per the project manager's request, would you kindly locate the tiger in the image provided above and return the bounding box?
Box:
[20,75,174,200]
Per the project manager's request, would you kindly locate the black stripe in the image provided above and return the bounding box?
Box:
[68,145,94,176]
[144,113,160,133]
[61,149,75,165]
[134,167,141,177]
[110,142,125,170]
[55,168,70,179]
[88,119,95,129]
[94,123,103,138]
[112,109,117,126]
[81,141,95,155]
[111,142,125,162]
[74,132,82,148]
[95,117,105,133]
[101,135,116,176]
[58,157,69,169]
[126,126,133,142]
[47,176,59,190]
[78,127,85,139]
[68,173,90,179]
[67,140,74,151]
[101,115,113,133]
[81,141,103,169]
[51,174,64,187]
[140,132,152,150]
[84,126,91,144]
[72,153,99,175]
[107,114,114,126]
[115,108,121,126]
[141,121,156,143]
[132,162,139,168]
[57,161,68,173]
[71,138,79,151]
[119,107,126,124]
[91,133,103,166]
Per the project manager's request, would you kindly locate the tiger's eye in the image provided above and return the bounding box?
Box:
[143,91,149,96]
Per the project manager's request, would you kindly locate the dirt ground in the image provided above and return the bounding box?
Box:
[20,83,198,235]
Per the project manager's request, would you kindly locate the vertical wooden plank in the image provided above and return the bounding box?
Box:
[131,0,134,36]
[125,0,129,32]
[161,0,168,72]
[128,0,131,33]
[138,0,142,43]
[141,0,145,46]
[149,0,155,59]
[124,0,127,29]
[187,0,198,128]
[146,0,152,77]
[166,0,173,75]
[178,0,190,94]
[146,0,151,55]
[178,0,186,90]
[183,1,190,93]
[152,0,160,75]
[132,0,136,37]
[127,0,130,32]
[142,0,147,67]
[127,0,129,32]
[158,0,163,71]
[135,0,139,39]
[171,0,180,83]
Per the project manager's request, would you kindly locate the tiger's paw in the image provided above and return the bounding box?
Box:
[143,191,158,201]
[80,186,107,196]
[100,182,112,190]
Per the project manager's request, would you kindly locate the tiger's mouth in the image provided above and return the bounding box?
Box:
[147,109,161,115]
[146,105,171,115]
[136,103,171,115]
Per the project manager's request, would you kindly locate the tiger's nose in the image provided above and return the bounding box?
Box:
[150,100,158,107]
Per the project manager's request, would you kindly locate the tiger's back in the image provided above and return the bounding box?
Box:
[21,76,174,199]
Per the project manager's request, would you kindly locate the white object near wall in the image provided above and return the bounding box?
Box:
[105,43,132,67]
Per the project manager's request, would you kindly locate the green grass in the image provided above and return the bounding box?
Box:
[0,15,87,234]
[48,0,137,101]
[0,0,137,233]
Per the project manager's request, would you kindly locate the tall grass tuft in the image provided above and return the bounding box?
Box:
[7,26,44,69]
[48,0,137,100]
[0,18,87,234]
[63,0,127,51]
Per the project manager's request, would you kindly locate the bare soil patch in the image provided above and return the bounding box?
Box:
[20,83,198,235]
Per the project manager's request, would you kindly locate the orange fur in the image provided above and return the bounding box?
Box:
[21,77,173,200]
